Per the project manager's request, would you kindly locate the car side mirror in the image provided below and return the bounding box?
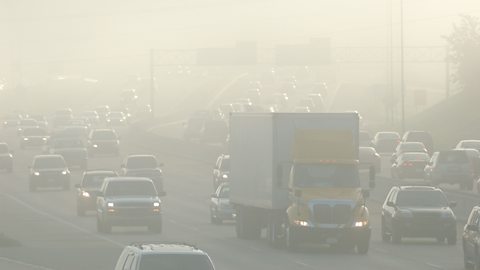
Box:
[467,224,479,232]
[449,201,457,208]
[361,189,370,198]
[386,201,395,207]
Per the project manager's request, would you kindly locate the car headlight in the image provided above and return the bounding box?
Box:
[23,137,29,141]
[42,137,47,141]
[61,170,68,175]
[81,191,90,198]
[107,202,114,207]
[92,144,98,148]
[293,220,311,227]
[153,202,160,207]
[106,119,111,122]
[33,171,40,176]
[222,174,228,179]
[354,220,368,227]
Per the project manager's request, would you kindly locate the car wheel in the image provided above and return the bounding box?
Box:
[447,234,457,245]
[381,218,390,242]
[392,225,402,244]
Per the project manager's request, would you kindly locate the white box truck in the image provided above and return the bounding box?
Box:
[229,113,374,253]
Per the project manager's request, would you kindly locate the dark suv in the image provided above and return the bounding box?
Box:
[29,155,71,191]
[381,186,457,245]
[75,170,117,216]
[424,150,475,190]
[120,155,165,196]
[87,129,120,157]
[96,177,162,233]
[402,130,434,155]
[114,243,215,270]
[463,206,480,269]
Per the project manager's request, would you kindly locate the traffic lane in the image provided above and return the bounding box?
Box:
[0,129,465,270]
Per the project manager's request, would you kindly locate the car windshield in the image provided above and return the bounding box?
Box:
[54,139,84,148]
[83,173,115,188]
[92,131,117,140]
[220,158,230,170]
[461,141,480,149]
[126,157,157,169]
[400,143,424,152]
[105,181,157,196]
[23,128,46,136]
[438,151,468,163]
[293,164,360,188]
[138,254,214,270]
[33,157,65,169]
[396,190,448,208]
[377,132,399,140]
[401,153,429,161]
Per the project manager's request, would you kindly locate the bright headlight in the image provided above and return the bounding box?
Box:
[42,137,47,141]
[82,191,90,198]
[355,221,368,227]
[107,202,114,207]
[92,144,98,148]
[293,220,310,227]
[153,202,160,207]
[222,174,228,179]
[61,170,68,175]
[23,137,29,141]
[33,171,40,176]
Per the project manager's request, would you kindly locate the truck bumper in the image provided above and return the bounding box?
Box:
[291,225,371,245]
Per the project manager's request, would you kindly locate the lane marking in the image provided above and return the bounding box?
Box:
[2,193,123,248]
[293,260,314,269]
[426,262,444,269]
[0,256,55,270]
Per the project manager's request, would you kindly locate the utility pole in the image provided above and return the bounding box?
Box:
[400,0,406,133]
[150,49,155,118]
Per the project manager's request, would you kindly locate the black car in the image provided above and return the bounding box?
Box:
[424,150,475,190]
[29,155,71,191]
[75,170,117,216]
[48,138,88,170]
[402,130,434,155]
[391,152,430,180]
[463,206,480,269]
[20,127,49,149]
[0,143,13,172]
[210,182,235,224]
[372,131,400,153]
[96,177,162,233]
[120,155,165,196]
[381,186,457,244]
[87,129,120,157]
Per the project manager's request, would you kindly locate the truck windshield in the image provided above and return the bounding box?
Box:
[293,164,360,188]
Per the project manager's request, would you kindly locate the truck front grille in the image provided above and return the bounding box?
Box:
[313,204,352,225]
